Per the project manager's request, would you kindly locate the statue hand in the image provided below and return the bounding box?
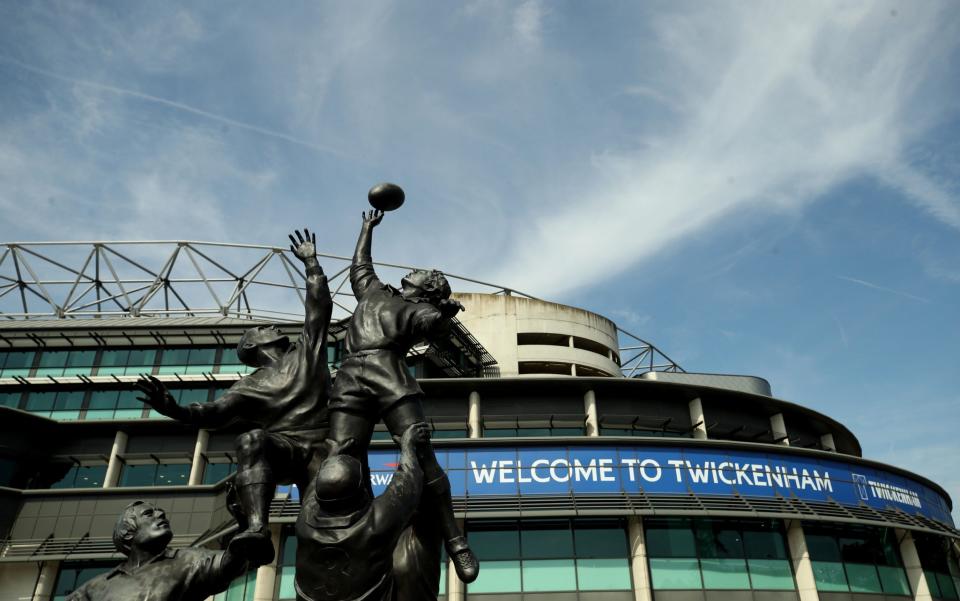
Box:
[398,422,430,459]
[288,229,317,263]
[135,375,188,421]
[362,209,384,228]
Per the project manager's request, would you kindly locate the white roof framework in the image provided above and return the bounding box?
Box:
[0,240,682,374]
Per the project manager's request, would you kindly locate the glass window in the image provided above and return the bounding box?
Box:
[155,463,190,486]
[51,390,84,420]
[650,558,703,589]
[805,523,908,595]
[25,391,56,413]
[646,518,697,557]
[114,390,145,419]
[811,561,849,591]
[203,462,236,484]
[35,351,69,376]
[120,463,157,487]
[521,522,574,559]
[0,391,22,408]
[747,559,796,590]
[213,569,256,601]
[700,558,751,589]
[53,562,113,601]
[50,464,107,489]
[845,563,883,593]
[97,349,157,376]
[278,529,298,600]
[468,519,630,593]
[0,350,35,377]
[877,565,911,596]
[63,350,97,375]
[158,348,217,374]
[157,348,191,374]
[87,389,145,420]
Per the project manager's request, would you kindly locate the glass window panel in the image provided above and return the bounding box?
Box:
[280,532,297,566]
[748,559,795,590]
[483,428,516,438]
[924,570,942,597]
[158,348,191,373]
[516,428,551,437]
[120,464,157,487]
[431,429,467,439]
[204,463,236,484]
[50,466,79,489]
[36,351,69,375]
[184,348,217,374]
[575,526,628,558]
[521,524,573,559]
[56,391,85,411]
[646,519,696,557]
[96,350,128,375]
[84,409,115,420]
[839,534,875,564]
[937,573,959,600]
[125,349,157,375]
[438,557,446,595]
[26,392,56,412]
[696,520,744,559]
[576,557,631,590]
[73,465,107,488]
[522,558,576,591]
[113,408,145,420]
[469,528,520,560]
[811,561,848,591]
[468,559,521,593]
[116,390,142,409]
[63,350,96,375]
[877,565,911,596]
[50,409,81,421]
[178,388,210,405]
[805,533,842,562]
[845,562,882,593]
[0,391,22,408]
[701,558,750,589]
[878,528,902,566]
[550,427,584,436]
[156,463,190,486]
[649,557,702,589]
[277,567,297,600]
[1,351,34,376]
[742,524,788,559]
[89,390,119,409]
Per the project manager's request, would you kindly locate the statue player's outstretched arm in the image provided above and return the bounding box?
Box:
[350,210,384,299]
[289,229,332,348]
[135,375,253,429]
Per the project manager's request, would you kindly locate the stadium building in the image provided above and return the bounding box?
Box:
[0,241,958,601]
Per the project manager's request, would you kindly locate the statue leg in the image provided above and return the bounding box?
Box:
[231,428,284,566]
[384,398,479,583]
[326,408,375,494]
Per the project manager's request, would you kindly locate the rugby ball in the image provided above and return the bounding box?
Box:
[367,182,405,211]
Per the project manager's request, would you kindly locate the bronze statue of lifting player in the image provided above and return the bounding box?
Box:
[323,208,478,583]
[136,228,332,566]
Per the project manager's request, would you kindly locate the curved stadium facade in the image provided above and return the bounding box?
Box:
[0,241,957,601]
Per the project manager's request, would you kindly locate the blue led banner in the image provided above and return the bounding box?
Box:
[361,444,954,526]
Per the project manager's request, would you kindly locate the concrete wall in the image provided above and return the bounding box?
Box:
[452,293,620,376]
[0,562,41,601]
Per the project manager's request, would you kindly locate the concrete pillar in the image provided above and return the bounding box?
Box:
[688,397,707,440]
[447,557,465,601]
[252,525,283,601]
[897,529,933,600]
[188,429,210,486]
[468,391,481,439]
[627,517,653,601]
[820,433,836,452]
[32,560,60,601]
[103,430,128,488]
[785,520,820,601]
[583,390,599,437]
[770,413,790,445]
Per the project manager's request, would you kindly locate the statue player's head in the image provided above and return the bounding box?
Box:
[313,455,370,515]
[237,325,291,367]
[113,501,173,556]
[400,269,451,305]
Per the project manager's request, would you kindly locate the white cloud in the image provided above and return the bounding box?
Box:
[489,2,960,296]
[513,0,545,48]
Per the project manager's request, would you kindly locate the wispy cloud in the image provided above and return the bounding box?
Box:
[836,275,931,304]
[489,2,960,296]
[0,55,348,158]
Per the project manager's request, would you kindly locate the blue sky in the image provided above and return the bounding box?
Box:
[1,2,959,517]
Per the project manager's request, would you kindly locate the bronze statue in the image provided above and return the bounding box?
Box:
[324,210,478,583]
[136,229,333,565]
[295,422,432,601]
[66,501,250,601]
